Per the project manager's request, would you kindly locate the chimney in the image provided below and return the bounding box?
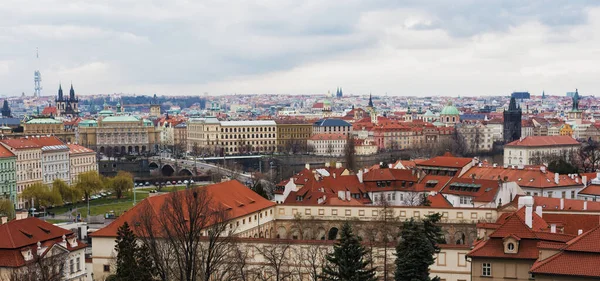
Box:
[336,162,342,169]
[535,206,543,218]
[493,163,497,168]
[333,173,336,179]
[478,163,483,167]
[388,163,393,169]
[357,170,363,183]
[584,201,588,210]
[325,162,330,168]
[555,173,559,184]
[0,216,7,224]
[36,241,42,256]
[305,163,310,170]
[337,191,345,200]
[583,175,588,187]
[560,198,564,210]
[551,224,557,233]
[379,162,383,166]
[578,229,583,235]
[518,196,534,228]
[540,166,546,173]
[576,177,579,184]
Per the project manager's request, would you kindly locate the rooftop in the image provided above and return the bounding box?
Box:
[506,136,580,147]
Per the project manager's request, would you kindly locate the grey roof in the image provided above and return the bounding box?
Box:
[0,118,21,126]
[313,119,351,127]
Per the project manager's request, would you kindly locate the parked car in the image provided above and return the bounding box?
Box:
[190,180,195,184]
[177,180,182,184]
[172,181,176,184]
[184,180,189,184]
[145,182,150,186]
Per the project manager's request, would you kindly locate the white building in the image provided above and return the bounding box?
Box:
[29,136,71,185]
[504,136,580,166]
[67,144,98,183]
[308,133,347,156]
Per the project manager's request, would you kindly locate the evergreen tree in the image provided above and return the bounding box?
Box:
[395,213,444,281]
[321,222,376,281]
[114,222,155,281]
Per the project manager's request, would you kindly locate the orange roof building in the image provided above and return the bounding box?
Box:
[504,136,580,166]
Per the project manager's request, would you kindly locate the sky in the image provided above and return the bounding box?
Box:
[1,0,600,97]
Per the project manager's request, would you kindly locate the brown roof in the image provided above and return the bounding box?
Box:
[417,154,473,169]
[0,144,15,158]
[67,143,94,154]
[27,136,65,147]
[0,138,42,150]
[578,184,600,196]
[463,166,580,189]
[91,180,275,238]
[505,136,580,147]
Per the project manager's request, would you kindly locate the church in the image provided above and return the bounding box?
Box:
[55,84,79,118]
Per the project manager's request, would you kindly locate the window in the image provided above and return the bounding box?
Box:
[507,243,515,251]
[70,259,74,274]
[103,264,110,272]
[482,263,491,276]
[76,257,80,271]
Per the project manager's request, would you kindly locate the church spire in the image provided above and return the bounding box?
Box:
[368,93,373,108]
[57,84,63,100]
[69,83,75,100]
[572,88,580,111]
[508,96,518,111]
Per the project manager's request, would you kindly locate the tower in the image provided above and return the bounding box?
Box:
[1,100,11,118]
[568,88,583,122]
[34,48,42,98]
[366,94,377,124]
[503,96,522,143]
[55,84,79,118]
[150,94,161,117]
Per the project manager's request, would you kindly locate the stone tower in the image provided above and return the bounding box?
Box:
[503,97,522,143]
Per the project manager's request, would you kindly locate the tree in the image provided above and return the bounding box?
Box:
[321,222,376,281]
[108,171,134,199]
[295,244,329,281]
[326,143,334,156]
[8,245,68,281]
[254,242,293,281]
[344,135,357,172]
[74,171,104,201]
[133,187,235,281]
[114,222,155,281]
[21,183,62,209]
[394,213,444,281]
[0,198,14,218]
[52,179,81,204]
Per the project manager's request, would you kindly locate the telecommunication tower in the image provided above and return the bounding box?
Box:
[34,48,42,97]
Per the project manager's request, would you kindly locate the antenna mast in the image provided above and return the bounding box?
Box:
[34,47,42,98]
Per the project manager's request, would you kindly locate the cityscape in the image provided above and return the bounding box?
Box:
[2,2,600,281]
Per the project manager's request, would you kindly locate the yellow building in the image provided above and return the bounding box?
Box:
[78,116,160,155]
[67,143,98,184]
[559,123,573,136]
[187,117,277,155]
[275,119,312,153]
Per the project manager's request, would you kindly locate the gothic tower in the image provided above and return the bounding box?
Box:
[1,100,11,118]
[503,97,522,143]
[150,94,161,117]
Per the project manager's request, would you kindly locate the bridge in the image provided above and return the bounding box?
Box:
[148,157,252,181]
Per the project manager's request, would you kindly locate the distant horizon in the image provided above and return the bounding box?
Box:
[2,2,600,96]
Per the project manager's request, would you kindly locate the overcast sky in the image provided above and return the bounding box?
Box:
[1,0,599,97]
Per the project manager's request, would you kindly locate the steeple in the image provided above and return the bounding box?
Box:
[69,83,75,100]
[542,90,546,99]
[508,97,518,111]
[368,93,373,108]
[57,84,63,100]
[1,100,11,118]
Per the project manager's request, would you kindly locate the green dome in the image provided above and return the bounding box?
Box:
[440,102,460,115]
[423,110,435,117]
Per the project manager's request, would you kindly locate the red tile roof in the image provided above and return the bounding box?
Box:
[417,154,473,169]
[67,143,94,154]
[427,193,452,208]
[0,144,15,158]
[463,166,580,189]
[530,225,600,278]
[440,178,500,203]
[41,106,57,116]
[578,184,600,196]
[505,136,580,147]
[0,138,42,150]
[91,180,275,238]
[309,133,346,140]
[27,135,65,147]
[542,213,600,236]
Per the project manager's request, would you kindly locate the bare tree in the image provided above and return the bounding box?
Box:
[133,188,235,281]
[293,243,330,281]
[254,242,294,281]
[7,245,69,281]
[361,197,398,280]
[344,135,357,172]
[220,241,259,281]
[402,192,426,206]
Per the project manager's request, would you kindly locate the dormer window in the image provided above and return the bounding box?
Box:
[503,236,520,254]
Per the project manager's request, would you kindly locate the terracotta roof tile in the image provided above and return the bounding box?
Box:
[0,138,42,150]
[417,155,473,169]
[90,180,275,238]
[505,136,580,147]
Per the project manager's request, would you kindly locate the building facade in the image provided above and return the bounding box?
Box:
[67,144,98,184]
[0,145,16,209]
[504,136,580,166]
[275,119,312,153]
[28,136,70,185]
[0,139,42,209]
[55,84,79,118]
[312,119,352,136]
[307,133,347,156]
[78,116,160,155]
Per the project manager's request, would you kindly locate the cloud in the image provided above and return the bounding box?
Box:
[0,0,599,96]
